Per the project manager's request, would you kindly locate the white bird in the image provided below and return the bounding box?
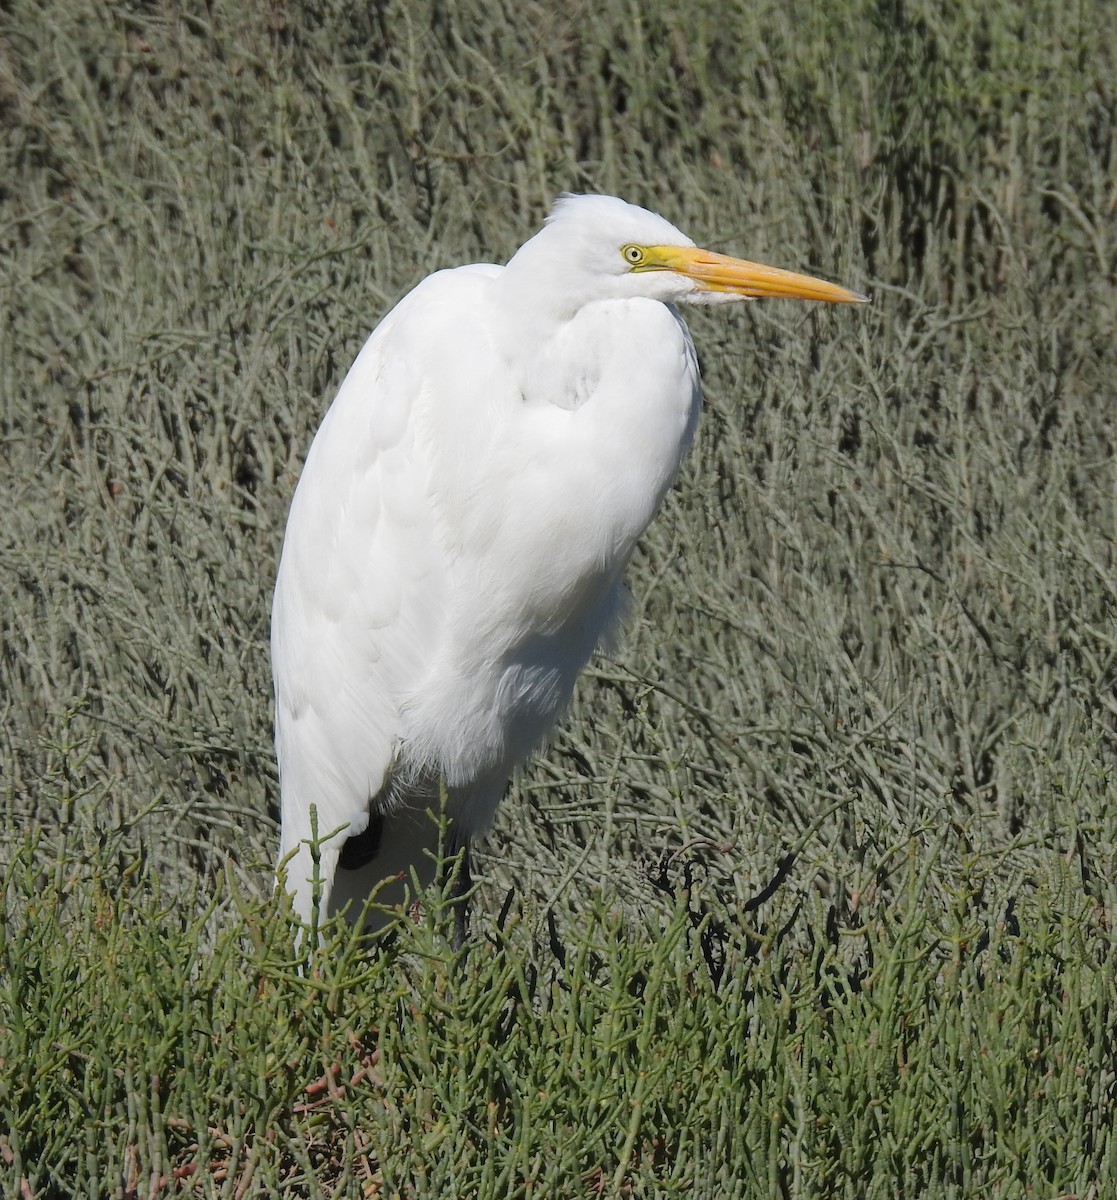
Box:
[272,193,866,940]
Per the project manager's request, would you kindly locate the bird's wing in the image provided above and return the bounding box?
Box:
[271,265,500,917]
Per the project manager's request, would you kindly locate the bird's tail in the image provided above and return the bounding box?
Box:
[327,802,455,932]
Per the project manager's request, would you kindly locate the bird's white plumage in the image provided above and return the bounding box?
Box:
[272,193,865,930]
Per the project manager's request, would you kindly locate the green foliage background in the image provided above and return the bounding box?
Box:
[1,0,1115,1194]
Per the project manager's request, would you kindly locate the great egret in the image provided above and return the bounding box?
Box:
[273,193,866,938]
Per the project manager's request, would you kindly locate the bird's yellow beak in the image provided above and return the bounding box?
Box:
[649,245,869,304]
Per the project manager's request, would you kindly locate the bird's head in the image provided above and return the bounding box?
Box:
[503,193,868,313]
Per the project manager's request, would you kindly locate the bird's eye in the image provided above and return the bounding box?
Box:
[621,244,646,267]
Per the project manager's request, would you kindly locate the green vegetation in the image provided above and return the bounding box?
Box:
[2,0,1115,1194]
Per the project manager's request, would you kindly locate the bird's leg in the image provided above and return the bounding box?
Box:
[432,776,472,950]
[337,811,384,870]
[446,837,472,952]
